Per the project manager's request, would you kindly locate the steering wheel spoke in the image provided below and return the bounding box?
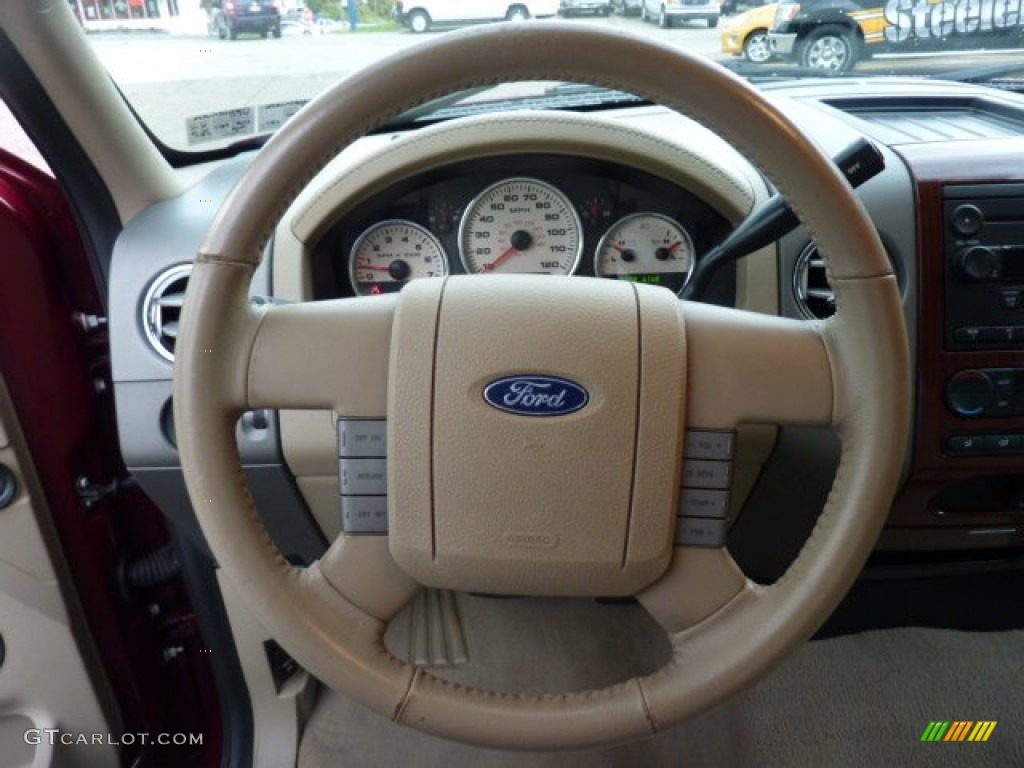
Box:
[246,297,395,412]
[683,302,834,430]
[637,547,753,633]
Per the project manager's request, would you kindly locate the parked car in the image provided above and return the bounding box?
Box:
[768,0,1024,72]
[394,0,559,32]
[611,0,642,14]
[720,3,777,62]
[209,0,282,39]
[5,1,1024,766]
[639,0,721,28]
[560,0,613,16]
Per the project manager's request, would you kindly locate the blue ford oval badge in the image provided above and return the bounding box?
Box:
[483,375,589,417]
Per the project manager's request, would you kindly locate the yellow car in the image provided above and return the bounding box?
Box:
[721,3,778,63]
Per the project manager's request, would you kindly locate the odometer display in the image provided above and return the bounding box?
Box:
[458,178,582,276]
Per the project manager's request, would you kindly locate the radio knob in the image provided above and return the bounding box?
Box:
[957,246,998,282]
[950,204,984,237]
[947,370,993,417]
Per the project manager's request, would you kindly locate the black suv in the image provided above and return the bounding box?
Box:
[211,0,282,40]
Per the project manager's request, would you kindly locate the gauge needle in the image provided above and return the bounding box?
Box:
[485,245,519,272]
[359,264,391,272]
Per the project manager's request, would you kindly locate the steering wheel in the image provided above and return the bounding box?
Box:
[174,22,909,750]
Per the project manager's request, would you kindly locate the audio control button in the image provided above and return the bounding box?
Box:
[947,370,993,417]
[950,204,984,237]
[953,326,983,344]
[956,246,1000,282]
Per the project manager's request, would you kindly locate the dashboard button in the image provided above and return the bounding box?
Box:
[953,326,983,344]
[1002,290,1023,310]
[950,204,984,237]
[946,370,993,417]
[985,434,1020,452]
[978,326,1014,343]
[945,435,985,454]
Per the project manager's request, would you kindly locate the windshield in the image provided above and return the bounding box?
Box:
[73,0,1024,153]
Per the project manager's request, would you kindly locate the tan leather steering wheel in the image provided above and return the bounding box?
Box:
[174,22,910,750]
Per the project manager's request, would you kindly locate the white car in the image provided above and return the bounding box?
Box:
[639,0,721,27]
[394,0,559,33]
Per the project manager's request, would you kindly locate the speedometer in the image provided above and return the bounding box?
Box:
[458,178,582,276]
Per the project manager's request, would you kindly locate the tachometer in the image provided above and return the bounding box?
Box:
[349,220,448,296]
[459,178,582,276]
[595,212,695,294]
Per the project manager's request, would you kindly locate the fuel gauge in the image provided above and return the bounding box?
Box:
[595,212,694,294]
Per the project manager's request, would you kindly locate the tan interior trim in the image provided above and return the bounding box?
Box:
[0,377,120,763]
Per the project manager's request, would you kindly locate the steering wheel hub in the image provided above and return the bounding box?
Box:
[388,275,685,595]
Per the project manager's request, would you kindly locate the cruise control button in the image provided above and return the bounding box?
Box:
[679,489,729,519]
[341,495,388,534]
[338,419,387,458]
[681,460,732,490]
[674,517,727,547]
[339,458,388,495]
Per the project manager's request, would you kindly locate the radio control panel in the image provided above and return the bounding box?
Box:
[945,184,1024,350]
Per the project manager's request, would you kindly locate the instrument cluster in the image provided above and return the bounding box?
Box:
[310,154,733,300]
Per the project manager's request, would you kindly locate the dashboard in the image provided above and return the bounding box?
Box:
[109,76,1024,583]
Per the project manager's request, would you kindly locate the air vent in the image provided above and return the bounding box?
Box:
[793,243,834,320]
[142,264,192,362]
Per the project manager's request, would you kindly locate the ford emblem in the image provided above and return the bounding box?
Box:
[482,375,589,417]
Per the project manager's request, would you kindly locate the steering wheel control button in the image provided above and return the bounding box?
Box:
[339,458,388,495]
[340,496,389,534]
[681,459,732,490]
[674,517,727,548]
[683,430,735,461]
[679,489,729,519]
[338,419,387,458]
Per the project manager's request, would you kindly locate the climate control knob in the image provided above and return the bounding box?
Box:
[946,370,993,417]
[956,246,999,282]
